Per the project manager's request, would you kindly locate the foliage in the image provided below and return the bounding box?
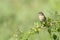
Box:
[0,0,60,40]
[15,11,60,40]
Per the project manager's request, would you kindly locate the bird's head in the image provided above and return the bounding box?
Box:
[38,12,44,16]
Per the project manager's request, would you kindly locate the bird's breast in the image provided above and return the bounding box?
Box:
[39,15,45,21]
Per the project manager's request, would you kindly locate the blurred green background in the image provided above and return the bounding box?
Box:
[0,0,60,40]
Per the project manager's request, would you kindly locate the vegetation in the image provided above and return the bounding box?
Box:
[0,0,60,40]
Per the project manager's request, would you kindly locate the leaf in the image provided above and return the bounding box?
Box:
[57,27,60,32]
[53,34,57,40]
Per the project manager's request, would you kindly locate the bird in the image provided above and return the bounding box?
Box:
[38,12,46,22]
[38,12,46,27]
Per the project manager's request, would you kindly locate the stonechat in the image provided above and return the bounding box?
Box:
[38,12,46,22]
